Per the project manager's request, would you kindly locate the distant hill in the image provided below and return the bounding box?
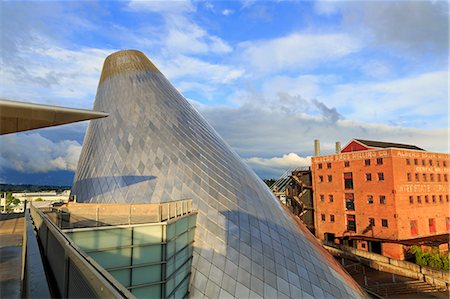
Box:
[0,184,71,193]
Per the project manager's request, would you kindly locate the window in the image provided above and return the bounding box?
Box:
[409,196,413,204]
[444,174,448,182]
[321,214,326,221]
[344,172,353,189]
[436,160,440,166]
[329,194,334,202]
[422,173,427,182]
[367,195,374,204]
[432,195,436,203]
[438,174,441,182]
[366,173,372,181]
[439,195,443,202]
[410,220,418,236]
[378,172,384,181]
[320,194,325,202]
[365,159,371,166]
[430,174,434,182]
[318,163,323,169]
[429,160,433,166]
[328,175,332,182]
[417,196,421,203]
[345,193,355,210]
[407,173,411,181]
[444,161,447,167]
[326,162,332,169]
[425,195,429,203]
[319,175,324,182]
[381,219,388,227]
[446,195,449,202]
[429,218,436,233]
[447,217,450,231]
[347,215,356,232]
[414,159,418,165]
[421,159,425,166]
[362,243,366,248]
[376,158,383,165]
[330,215,335,222]
[406,158,410,165]
[344,161,350,167]
[379,195,386,204]
[415,173,419,182]
[369,218,375,226]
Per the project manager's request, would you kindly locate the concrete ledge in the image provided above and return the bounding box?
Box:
[21,209,51,298]
[323,243,450,291]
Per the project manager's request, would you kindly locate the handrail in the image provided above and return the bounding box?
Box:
[29,204,135,298]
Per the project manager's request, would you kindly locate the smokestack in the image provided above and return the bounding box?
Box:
[314,139,320,156]
[336,141,341,154]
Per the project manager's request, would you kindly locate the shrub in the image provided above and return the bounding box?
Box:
[411,245,449,271]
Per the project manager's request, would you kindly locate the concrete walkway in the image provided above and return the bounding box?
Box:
[0,213,24,299]
[341,258,449,298]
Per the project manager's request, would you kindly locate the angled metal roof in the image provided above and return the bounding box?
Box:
[0,99,108,135]
[354,139,425,151]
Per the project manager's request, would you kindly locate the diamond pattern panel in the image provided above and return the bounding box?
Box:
[71,50,365,298]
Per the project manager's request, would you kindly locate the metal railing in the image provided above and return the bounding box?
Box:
[29,204,135,298]
[47,200,193,229]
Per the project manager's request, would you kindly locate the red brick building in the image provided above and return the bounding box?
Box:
[311,139,450,259]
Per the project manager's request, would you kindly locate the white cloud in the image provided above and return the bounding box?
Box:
[128,0,195,14]
[156,55,244,84]
[246,153,311,172]
[0,42,114,108]
[0,133,82,173]
[240,33,361,73]
[163,18,232,54]
[222,9,234,16]
[315,1,448,54]
[325,70,448,126]
[198,102,448,160]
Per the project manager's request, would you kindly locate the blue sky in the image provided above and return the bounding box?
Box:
[0,0,448,183]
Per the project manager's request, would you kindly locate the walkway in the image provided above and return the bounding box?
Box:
[0,213,24,299]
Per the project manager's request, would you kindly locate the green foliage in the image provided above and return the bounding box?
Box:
[35,197,43,202]
[3,192,20,208]
[411,245,449,271]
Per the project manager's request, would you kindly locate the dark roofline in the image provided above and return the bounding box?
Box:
[354,139,425,151]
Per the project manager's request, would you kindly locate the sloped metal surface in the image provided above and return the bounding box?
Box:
[72,50,365,298]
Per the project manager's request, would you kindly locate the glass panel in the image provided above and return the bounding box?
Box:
[132,284,161,299]
[167,240,175,258]
[167,223,175,240]
[133,244,162,264]
[176,217,188,235]
[90,248,131,269]
[174,280,188,299]
[166,256,175,277]
[133,225,163,244]
[175,232,188,251]
[69,228,132,251]
[187,230,195,243]
[109,269,130,288]
[166,277,175,295]
[132,265,162,285]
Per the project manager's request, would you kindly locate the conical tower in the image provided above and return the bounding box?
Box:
[72,50,365,298]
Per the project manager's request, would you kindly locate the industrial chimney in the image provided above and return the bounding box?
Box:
[314,139,320,156]
[336,141,341,154]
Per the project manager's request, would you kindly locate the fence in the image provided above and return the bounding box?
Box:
[29,204,134,298]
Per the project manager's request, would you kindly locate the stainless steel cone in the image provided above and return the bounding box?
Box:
[72,50,366,298]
